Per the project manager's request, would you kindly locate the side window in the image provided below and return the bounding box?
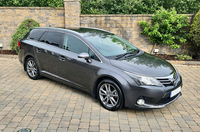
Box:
[89,49,100,62]
[28,30,45,41]
[64,34,88,54]
[41,31,64,47]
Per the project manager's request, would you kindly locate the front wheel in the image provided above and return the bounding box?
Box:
[97,79,124,111]
[26,57,40,80]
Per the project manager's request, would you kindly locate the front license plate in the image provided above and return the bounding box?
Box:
[170,86,181,98]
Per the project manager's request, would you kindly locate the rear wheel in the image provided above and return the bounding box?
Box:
[97,79,124,111]
[26,57,40,80]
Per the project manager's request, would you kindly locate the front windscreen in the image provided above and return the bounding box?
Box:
[85,34,138,57]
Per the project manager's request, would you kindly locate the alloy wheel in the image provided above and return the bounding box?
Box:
[27,60,37,78]
[99,83,119,108]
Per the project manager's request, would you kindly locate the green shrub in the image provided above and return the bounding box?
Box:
[10,19,40,53]
[139,8,189,53]
[175,53,192,60]
[189,9,200,57]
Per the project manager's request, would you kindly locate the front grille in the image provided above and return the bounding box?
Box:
[156,72,177,87]
[157,78,172,85]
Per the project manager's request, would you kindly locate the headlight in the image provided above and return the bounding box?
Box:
[125,71,162,86]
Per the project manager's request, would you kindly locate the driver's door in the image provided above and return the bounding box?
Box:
[57,33,98,90]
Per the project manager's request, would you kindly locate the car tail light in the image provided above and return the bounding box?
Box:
[18,41,21,48]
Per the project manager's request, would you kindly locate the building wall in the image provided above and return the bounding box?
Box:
[80,14,194,54]
[0,7,65,50]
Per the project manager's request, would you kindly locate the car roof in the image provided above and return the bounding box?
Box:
[33,27,113,37]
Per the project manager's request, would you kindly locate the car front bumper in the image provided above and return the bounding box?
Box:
[123,74,183,109]
[135,92,181,108]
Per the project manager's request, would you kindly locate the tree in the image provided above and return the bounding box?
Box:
[139,8,189,53]
[189,10,200,58]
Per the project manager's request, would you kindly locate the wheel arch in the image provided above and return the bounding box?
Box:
[93,75,126,104]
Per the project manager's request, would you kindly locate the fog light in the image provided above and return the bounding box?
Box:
[137,99,145,105]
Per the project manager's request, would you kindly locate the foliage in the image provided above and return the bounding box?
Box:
[81,0,200,14]
[0,0,64,7]
[175,53,192,60]
[162,0,200,14]
[189,9,200,57]
[10,19,40,53]
[1,0,200,14]
[139,8,189,50]
[81,0,161,14]
[1,0,199,14]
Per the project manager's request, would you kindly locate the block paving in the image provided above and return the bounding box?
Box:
[0,58,199,132]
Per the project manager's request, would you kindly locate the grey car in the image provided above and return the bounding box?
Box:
[18,27,182,111]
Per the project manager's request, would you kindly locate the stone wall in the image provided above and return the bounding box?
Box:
[80,14,194,54]
[0,3,195,55]
[0,7,65,50]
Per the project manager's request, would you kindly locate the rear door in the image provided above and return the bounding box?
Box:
[30,31,48,71]
[34,30,65,76]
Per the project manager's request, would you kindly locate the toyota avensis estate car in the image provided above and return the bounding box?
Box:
[18,27,182,111]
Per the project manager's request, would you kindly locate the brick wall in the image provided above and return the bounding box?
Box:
[0,7,65,50]
[81,14,194,55]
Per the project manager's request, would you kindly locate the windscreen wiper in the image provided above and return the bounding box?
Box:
[116,50,138,60]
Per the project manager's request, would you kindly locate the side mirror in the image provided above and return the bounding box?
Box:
[78,52,91,63]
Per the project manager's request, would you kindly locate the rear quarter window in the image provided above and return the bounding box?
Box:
[28,30,45,41]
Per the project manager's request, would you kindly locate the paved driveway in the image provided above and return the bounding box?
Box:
[0,58,199,132]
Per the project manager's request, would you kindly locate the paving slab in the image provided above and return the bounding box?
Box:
[0,58,200,132]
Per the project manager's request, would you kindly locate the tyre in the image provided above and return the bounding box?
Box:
[97,79,124,111]
[26,57,40,80]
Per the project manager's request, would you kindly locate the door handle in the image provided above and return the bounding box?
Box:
[58,55,65,61]
[36,48,41,53]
